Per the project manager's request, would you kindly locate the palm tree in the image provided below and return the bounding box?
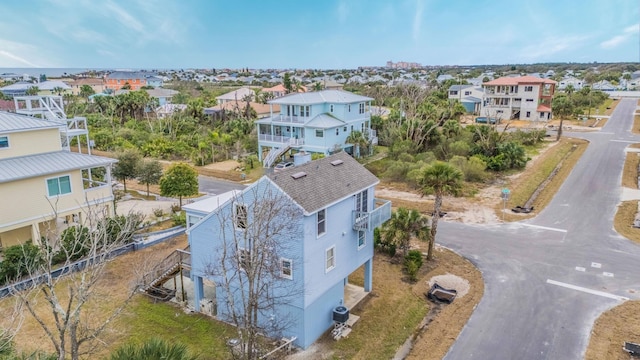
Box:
[418,161,463,260]
[382,207,428,257]
[25,86,39,96]
[345,130,369,158]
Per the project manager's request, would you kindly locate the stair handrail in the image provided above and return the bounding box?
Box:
[142,246,191,288]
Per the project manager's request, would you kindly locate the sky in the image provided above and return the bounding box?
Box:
[0,0,638,69]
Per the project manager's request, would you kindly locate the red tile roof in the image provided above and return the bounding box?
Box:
[484,76,556,86]
[537,104,551,112]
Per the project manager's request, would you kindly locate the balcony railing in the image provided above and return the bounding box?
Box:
[352,198,392,231]
[258,134,305,146]
[264,114,307,124]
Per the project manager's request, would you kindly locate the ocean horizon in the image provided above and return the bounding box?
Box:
[0,68,170,78]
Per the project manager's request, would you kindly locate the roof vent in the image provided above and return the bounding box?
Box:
[291,171,307,180]
[330,159,344,166]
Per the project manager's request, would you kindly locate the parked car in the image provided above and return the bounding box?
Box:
[274,162,294,172]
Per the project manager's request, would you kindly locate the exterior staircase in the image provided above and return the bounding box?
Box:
[263,145,291,168]
[141,246,191,300]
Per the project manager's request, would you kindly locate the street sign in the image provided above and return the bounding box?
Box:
[501,188,510,200]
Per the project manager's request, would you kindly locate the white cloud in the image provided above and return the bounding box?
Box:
[600,23,638,49]
[0,38,49,67]
[0,50,40,67]
[336,1,348,24]
[519,35,589,62]
[412,0,425,41]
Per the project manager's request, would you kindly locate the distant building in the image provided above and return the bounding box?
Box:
[448,85,484,114]
[104,71,162,91]
[480,76,556,121]
[256,90,376,167]
[68,78,105,96]
[386,60,422,69]
[0,81,71,97]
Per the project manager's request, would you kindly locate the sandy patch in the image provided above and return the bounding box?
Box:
[202,160,241,172]
[428,274,470,299]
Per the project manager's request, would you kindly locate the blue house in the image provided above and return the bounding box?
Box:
[256,90,378,167]
[186,152,391,349]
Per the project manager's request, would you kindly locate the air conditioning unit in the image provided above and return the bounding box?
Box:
[200,299,215,316]
[332,306,349,323]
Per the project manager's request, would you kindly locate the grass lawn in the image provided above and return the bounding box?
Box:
[498,138,588,222]
[115,296,236,360]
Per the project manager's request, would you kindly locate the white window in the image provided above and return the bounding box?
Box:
[524,86,533,92]
[317,209,326,236]
[47,175,72,197]
[187,215,202,229]
[526,99,534,102]
[355,190,368,212]
[464,91,471,95]
[325,246,335,272]
[238,248,250,270]
[343,126,347,132]
[0,136,8,149]
[526,111,531,117]
[450,91,458,95]
[358,231,365,249]
[280,258,293,279]
[235,204,247,229]
[330,104,334,112]
[315,129,324,138]
[359,103,365,114]
[336,128,339,135]
[348,104,351,112]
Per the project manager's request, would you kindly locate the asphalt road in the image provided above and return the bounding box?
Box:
[198,175,246,195]
[439,98,640,360]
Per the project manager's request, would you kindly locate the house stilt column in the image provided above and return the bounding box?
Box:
[193,275,204,311]
[364,259,372,292]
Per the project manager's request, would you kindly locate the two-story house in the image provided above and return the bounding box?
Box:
[448,85,484,114]
[480,76,556,121]
[0,96,116,249]
[185,152,391,349]
[256,90,377,167]
[68,78,105,96]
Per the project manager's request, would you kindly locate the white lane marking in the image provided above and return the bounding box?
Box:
[575,267,586,272]
[603,272,614,277]
[520,223,567,233]
[611,140,638,143]
[591,262,602,268]
[546,279,628,301]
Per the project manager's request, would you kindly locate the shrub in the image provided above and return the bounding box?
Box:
[152,208,165,218]
[171,204,182,214]
[172,211,186,227]
[0,242,42,284]
[374,228,397,256]
[449,140,471,157]
[56,225,91,262]
[404,250,424,282]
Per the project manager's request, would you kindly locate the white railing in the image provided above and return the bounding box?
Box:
[263,147,281,168]
[258,134,304,146]
[352,199,392,231]
[269,114,306,124]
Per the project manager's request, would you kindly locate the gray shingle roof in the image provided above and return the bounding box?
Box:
[305,114,345,128]
[0,111,63,133]
[0,151,117,183]
[449,84,473,91]
[268,152,379,214]
[268,90,372,106]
